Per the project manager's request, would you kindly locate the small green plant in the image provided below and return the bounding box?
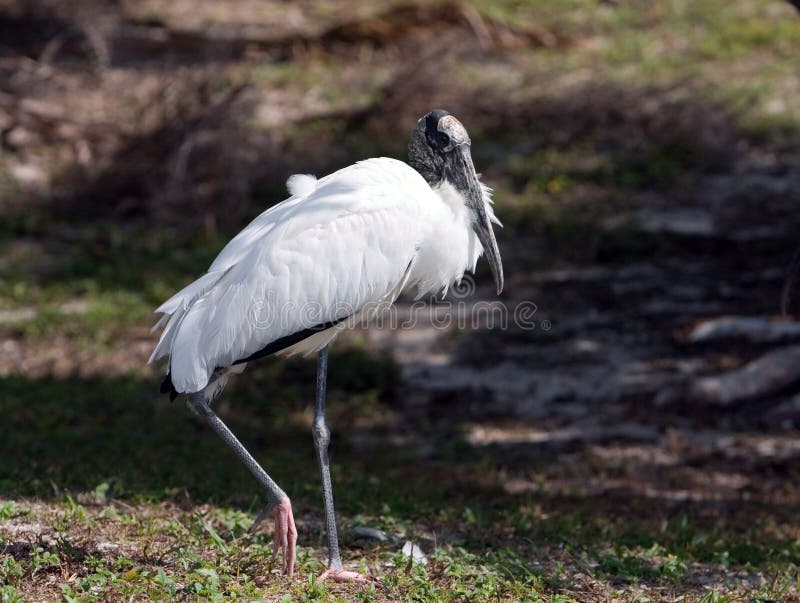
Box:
[30,545,60,574]
[698,590,736,603]
[0,585,23,603]
[0,502,15,520]
[0,557,23,585]
[297,574,328,602]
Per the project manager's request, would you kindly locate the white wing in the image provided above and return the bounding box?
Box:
[152,158,437,394]
[150,175,320,323]
[148,174,322,362]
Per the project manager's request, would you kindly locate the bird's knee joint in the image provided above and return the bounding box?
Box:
[312,417,330,447]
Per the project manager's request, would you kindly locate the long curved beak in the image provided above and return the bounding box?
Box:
[445,145,504,294]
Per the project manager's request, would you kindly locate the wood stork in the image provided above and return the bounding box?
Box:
[149,109,503,581]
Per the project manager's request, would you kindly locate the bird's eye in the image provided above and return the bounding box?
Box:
[436,132,450,148]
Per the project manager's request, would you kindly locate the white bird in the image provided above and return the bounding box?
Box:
[149,109,503,582]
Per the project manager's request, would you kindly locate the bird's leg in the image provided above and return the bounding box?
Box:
[312,346,369,583]
[186,393,297,576]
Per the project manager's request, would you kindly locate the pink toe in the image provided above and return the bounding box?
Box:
[272,498,296,575]
[319,568,371,583]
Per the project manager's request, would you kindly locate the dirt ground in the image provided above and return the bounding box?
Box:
[2,1,800,601]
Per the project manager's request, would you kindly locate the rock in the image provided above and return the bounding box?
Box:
[351,526,393,542]
[401,541,428,565]
[688,316,800,344]
[687,345,800,406]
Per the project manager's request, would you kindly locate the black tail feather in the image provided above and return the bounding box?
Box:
[160,371,179,402]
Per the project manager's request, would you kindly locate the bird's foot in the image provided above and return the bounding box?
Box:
[319,567,372,584]
[273,498,297,575]
[251,498,297,575]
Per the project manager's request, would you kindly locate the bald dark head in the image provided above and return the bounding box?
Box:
[408,109,471,185]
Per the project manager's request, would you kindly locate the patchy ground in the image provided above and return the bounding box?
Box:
[2,0,800,601]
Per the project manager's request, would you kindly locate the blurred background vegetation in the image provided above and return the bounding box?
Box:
[1,1,800,601]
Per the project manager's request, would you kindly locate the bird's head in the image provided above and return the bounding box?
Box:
[409,109,504,295]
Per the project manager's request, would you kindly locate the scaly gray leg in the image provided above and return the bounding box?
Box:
[312,346,342,570]
[186,392,297,575]
[312,346,369,583]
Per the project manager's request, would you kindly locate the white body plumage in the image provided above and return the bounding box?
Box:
[149,157,498,397]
